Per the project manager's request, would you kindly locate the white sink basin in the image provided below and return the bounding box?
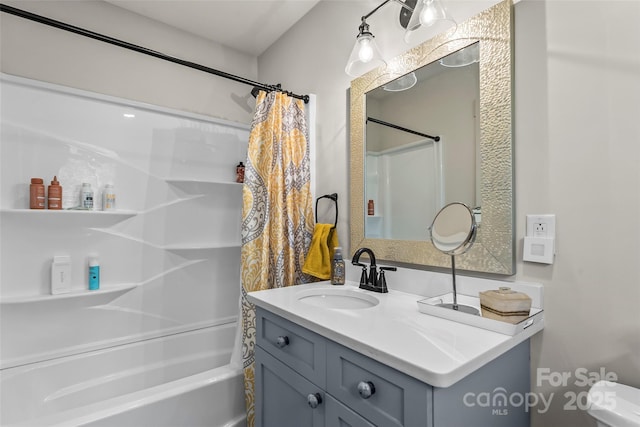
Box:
[297,287,379,310]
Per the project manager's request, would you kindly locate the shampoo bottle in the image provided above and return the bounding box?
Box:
[48,176,62,210]
[88,256,100,290]
[30,178,45,209]
[236,162,245,183]
[102,183,116,211]
[331,247,345,286]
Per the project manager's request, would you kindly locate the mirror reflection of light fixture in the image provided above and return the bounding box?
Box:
[345,20,386,77]
[383,72,417,91]
[345,0,457,78]
[440,43,479,68]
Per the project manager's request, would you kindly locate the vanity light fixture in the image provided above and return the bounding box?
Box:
[345,0,456,77]
[404,0,457,44]
[345,20,386,77]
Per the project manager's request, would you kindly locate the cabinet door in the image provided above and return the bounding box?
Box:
[255,346,325,427]
[325,394,376,427]
[433,340,531,427]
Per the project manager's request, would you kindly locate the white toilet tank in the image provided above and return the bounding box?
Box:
[588,380,640,427]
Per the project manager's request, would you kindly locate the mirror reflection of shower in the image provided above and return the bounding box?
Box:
[430,202,479,315]
[365,131,443,240]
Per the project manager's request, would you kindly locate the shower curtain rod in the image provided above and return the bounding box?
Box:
[367,117,440,142]
[0,4,310,104]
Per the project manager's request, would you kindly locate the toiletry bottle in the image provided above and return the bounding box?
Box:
[30,178,45,209]
[368,199,375,216]
[88,256,100,290]
[331,247,345,285]
[51,255,71,295]
[47,176,62,210]
[80,183,94,210]
[102,183,116,211]
[236,162,245,183]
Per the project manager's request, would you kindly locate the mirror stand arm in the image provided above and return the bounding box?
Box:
[451,255,458,309]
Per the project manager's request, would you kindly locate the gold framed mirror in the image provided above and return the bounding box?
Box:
[350,0,514,275]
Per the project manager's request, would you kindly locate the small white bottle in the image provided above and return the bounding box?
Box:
[88,256,100,291]
[51,255,71,295]
[102,184,116,211]
[80,183,94,210]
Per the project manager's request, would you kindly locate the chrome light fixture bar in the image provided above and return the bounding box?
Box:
[345,0,456,77]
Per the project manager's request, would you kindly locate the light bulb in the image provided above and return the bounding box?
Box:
[419,1,437,25]
[358,38,373,63]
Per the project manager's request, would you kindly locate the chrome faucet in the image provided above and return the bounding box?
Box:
[352,247,396,293]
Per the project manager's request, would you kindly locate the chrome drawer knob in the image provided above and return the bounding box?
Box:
[307,393,323,409]
[357,381,376,399]
[275,335,289,348]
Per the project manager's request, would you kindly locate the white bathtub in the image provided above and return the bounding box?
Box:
[0,324,247,427]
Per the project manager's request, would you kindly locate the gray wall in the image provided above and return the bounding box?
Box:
[258,1,640,426]
[0,0,256,124]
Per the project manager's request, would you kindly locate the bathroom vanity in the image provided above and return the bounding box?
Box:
[248,281,543,427]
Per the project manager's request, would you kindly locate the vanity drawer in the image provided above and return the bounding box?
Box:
[326,341,432,427]
[256,308,326,388]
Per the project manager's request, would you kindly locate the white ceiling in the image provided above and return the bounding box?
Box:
[104,0,321,56]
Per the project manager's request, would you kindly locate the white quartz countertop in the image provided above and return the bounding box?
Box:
[247,281,543,388]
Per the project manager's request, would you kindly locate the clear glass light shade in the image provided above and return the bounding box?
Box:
[345,33,386,77]
[440,43,479,67]
[404,0,457,44]
[383,72,417,92]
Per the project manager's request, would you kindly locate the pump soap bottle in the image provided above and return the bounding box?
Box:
[331,247,345,285]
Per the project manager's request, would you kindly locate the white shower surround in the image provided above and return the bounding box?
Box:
[0,74,249,424]
[0,325,244,427]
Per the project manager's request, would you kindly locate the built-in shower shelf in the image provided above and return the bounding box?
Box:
[0,283,139,305]
[163,242,241,251]
[0,209,137,226]
[165,178,242,187]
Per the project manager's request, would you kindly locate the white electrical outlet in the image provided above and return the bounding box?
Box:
[526,214,556,239]
[524,214,556,264]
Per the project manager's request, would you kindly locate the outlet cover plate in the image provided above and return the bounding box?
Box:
[526,214,556,239]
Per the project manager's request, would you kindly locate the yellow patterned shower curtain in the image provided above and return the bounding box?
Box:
[240,90,314,426]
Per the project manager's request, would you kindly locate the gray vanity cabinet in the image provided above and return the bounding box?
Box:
[255,308,530,427]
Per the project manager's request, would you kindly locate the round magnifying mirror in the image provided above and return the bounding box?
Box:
[430,202,479,315]
[431,202,477,255]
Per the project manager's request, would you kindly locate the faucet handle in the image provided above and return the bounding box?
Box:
[352,262,368,287]
[376,266,396,293]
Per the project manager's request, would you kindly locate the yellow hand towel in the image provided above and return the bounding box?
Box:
[302,224,339,280]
